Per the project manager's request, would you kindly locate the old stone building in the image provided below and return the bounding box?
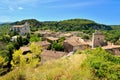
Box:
[102,45,120,55]
[92,31,106,48]
[46,37,59,43]
[35,41,51,50]
[63,37,90,52]
[11,22,30,35]
[41,50,67,62]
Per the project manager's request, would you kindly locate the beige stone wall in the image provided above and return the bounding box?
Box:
[92,32,105,48]
[106,48,120,55]
[11,22,30,35]
[63,42,73,52]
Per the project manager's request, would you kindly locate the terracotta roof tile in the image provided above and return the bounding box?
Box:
[41,50,67,59]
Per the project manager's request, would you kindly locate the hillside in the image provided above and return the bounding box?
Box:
[0,48,120,80]
[11,18,112,31]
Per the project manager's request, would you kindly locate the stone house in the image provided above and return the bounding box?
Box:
[35,41,51,50]
[46,37,59,43]
[92,31,107,48]
[63,37,90,52]
[102,45,120,55]
[11,22,30,35]
[41,50,67,62]
[20,46,31,54]
[59,33,73,38]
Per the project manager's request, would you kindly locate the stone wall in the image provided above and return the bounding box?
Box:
[92,31,105,48]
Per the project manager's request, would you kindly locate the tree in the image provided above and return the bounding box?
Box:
[51,42,64,51]
[30,42,41,57]
[11,50,26,68]
[17,36,23,46]
[30,34,41,42]
[13,41,20,50]
[6,43,15,68]
[58,37,65,43]
[22,38,29,45]
[2,35,11,43]
[0,56,8,75]
[11,43,42,68]
[82,34,90,40]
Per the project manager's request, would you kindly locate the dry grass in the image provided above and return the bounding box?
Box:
[0,54,93,80]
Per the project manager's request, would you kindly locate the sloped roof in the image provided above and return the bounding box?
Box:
[35,41,51,46]
[64,37,87,46]
[102,45,120,50]
[46,37,59,41]
[41,50,67,60]
[13,25,25,28]
[20,46,30,52]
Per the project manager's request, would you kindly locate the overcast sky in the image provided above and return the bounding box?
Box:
[0,0,120,25]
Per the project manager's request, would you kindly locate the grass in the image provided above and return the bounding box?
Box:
[1,48,120,80]
[0,54,92,80]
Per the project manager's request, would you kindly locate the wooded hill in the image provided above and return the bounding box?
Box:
[10,19,112,31]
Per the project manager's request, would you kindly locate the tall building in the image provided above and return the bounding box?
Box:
[92,31,105,48]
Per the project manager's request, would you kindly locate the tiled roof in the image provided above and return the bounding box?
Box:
[46,37,59,41]
[102,45,120,50]
[35,41,51,46]
[41,50,67,59]
[13,25,25,28]
[20,46,30,52]
[64,37,87,46]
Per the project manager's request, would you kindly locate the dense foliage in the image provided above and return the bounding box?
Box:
[11,19,112,32]
[102,25,120,44]
[77,48,120,80]
[1,48,120,80]
[0,18,120,79]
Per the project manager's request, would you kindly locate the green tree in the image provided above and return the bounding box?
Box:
[2,35,11,43]
[17,36,23,46]
[51,42,64,51]
[11,50,26,68]
[0,56,8,75]
[30,42,41,57]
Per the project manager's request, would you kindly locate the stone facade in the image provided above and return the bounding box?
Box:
[11,22,30,35]
[102,45,120,55]
[63,37,90,52]
[92,31,106,48]
[35,41,51,50]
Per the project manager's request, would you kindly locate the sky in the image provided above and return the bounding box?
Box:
[0,0,120,25]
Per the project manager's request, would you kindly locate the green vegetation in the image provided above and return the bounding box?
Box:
[11,19,112,32]
[0,18,120,79]
[11,43,41,68]
[76,48,120,80]
[51,42,64,51]
[30,34,41,42]
[0,48,120,80]
[102,25,120,44]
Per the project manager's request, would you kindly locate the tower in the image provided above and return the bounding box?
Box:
[92,31,105,48]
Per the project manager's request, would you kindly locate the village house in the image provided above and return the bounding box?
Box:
[20,46,31,54]
[35,41,51,50]
[91,30,120,55]
[92,31,107,48]
[63,36,90,52]
[10,22,30,35]
[41,50,67,62]
[59,33,73,38]
[11,35,18,41]
[102,45,120,55]
[46,37,59,43]
[35,30,51,37]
